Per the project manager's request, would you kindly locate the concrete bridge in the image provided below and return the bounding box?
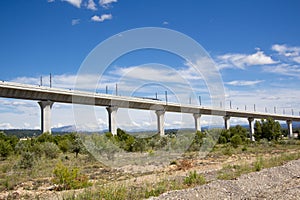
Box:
[0,81,300,140]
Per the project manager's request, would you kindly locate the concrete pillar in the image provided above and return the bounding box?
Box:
[106,106,118,135]
[38,100,54,134]
[248,117,255,141]
[193,113,201,132]
[155,110,165,136]
[287,120,293,138]
[224,116,230,130]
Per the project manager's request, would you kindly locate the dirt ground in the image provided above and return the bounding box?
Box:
[0,147,300,199]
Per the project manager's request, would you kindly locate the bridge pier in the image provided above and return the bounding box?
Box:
[156,110,165,136]
[248,117,255,141]
[38,100,54,134]
[287,120,293,138]
[106,106,118,135]
[224,116,230,130]
[193,113,201,132]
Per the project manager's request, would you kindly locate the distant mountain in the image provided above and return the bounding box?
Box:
[52,125,77,133]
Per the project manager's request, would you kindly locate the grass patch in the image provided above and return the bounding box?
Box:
[217,152,300,180]
[184,170,206,186]
[63,171,207,200]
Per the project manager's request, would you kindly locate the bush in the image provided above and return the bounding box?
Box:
[15,140,33,154]
[37,132,54,143]
[31,143,44,159]
[223,145,233,156]
[52,162,91,190]
[19,152,35,169]
[230,135,242,148]
[71,135,85,158]
[0,140,13,158]
[254,157,263,171]
[218,136,227,144]
[187,131,205,152]
[184,170,206,186]
[58,139,72,153]
[41,142,60,159]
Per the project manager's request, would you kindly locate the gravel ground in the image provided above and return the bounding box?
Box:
[149,159,300,200]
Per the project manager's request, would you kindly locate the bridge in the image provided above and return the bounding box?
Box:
[0,81,300,141]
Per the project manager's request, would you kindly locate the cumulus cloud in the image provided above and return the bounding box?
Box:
[87,0,97,10]
[91,14,112,22]
[62,0,82,8]
[226,80,263,86]
[272,44,300,64]
[99,0,117,8]
[218,50,277,69]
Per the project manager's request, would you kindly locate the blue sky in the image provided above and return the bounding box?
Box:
[0,0,300,131]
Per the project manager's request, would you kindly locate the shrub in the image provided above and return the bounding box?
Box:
[254,157,263,171]
[31,143,44,158]
[223,145,233,156]
[19,152,35,169]
[71,135,85,158]
[219,130,231,143]
[187,131,205,152]
[15,140,33,154]
[37,132,54,143]
[230,135,242,148]
[58,139,72,153]
[184,170,206,186]
[229,125,247,142]
[218,136,227,144]
[0,140,13,158]
[41,142,60,159]
[52,162,91,190]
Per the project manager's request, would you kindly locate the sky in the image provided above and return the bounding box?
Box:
[0,0,300,131]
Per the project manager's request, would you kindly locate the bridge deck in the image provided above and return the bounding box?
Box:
[0,81,300,122]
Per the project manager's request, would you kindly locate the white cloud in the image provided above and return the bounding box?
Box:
[99,0,117,8]
[263,64,300,78]
[87,0,97,10]
[71,19,80,25]
[91,14,112,22]
[0,123,15,129]
[226,80,263,86]
[163,21,169,25]
[47,0,55,2]
[293,57,300,64]
[272,44,300,57]
[218,50,277,69]
[62,0,82,8]
[272,44,300,64]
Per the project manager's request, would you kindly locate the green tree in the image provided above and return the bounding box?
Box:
[229,125,247,141]
[254,118,281,141]
[58,139,72,153]
[70,134,85,158]
[230,135,242,148]
[254,120,262,141]
[0,132,19,158]
[0,140,13,158]
[188,131,206,152]
[37,132,53,143]
[219,129,230,143]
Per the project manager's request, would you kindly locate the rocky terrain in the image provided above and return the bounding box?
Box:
[150,159,300,200]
